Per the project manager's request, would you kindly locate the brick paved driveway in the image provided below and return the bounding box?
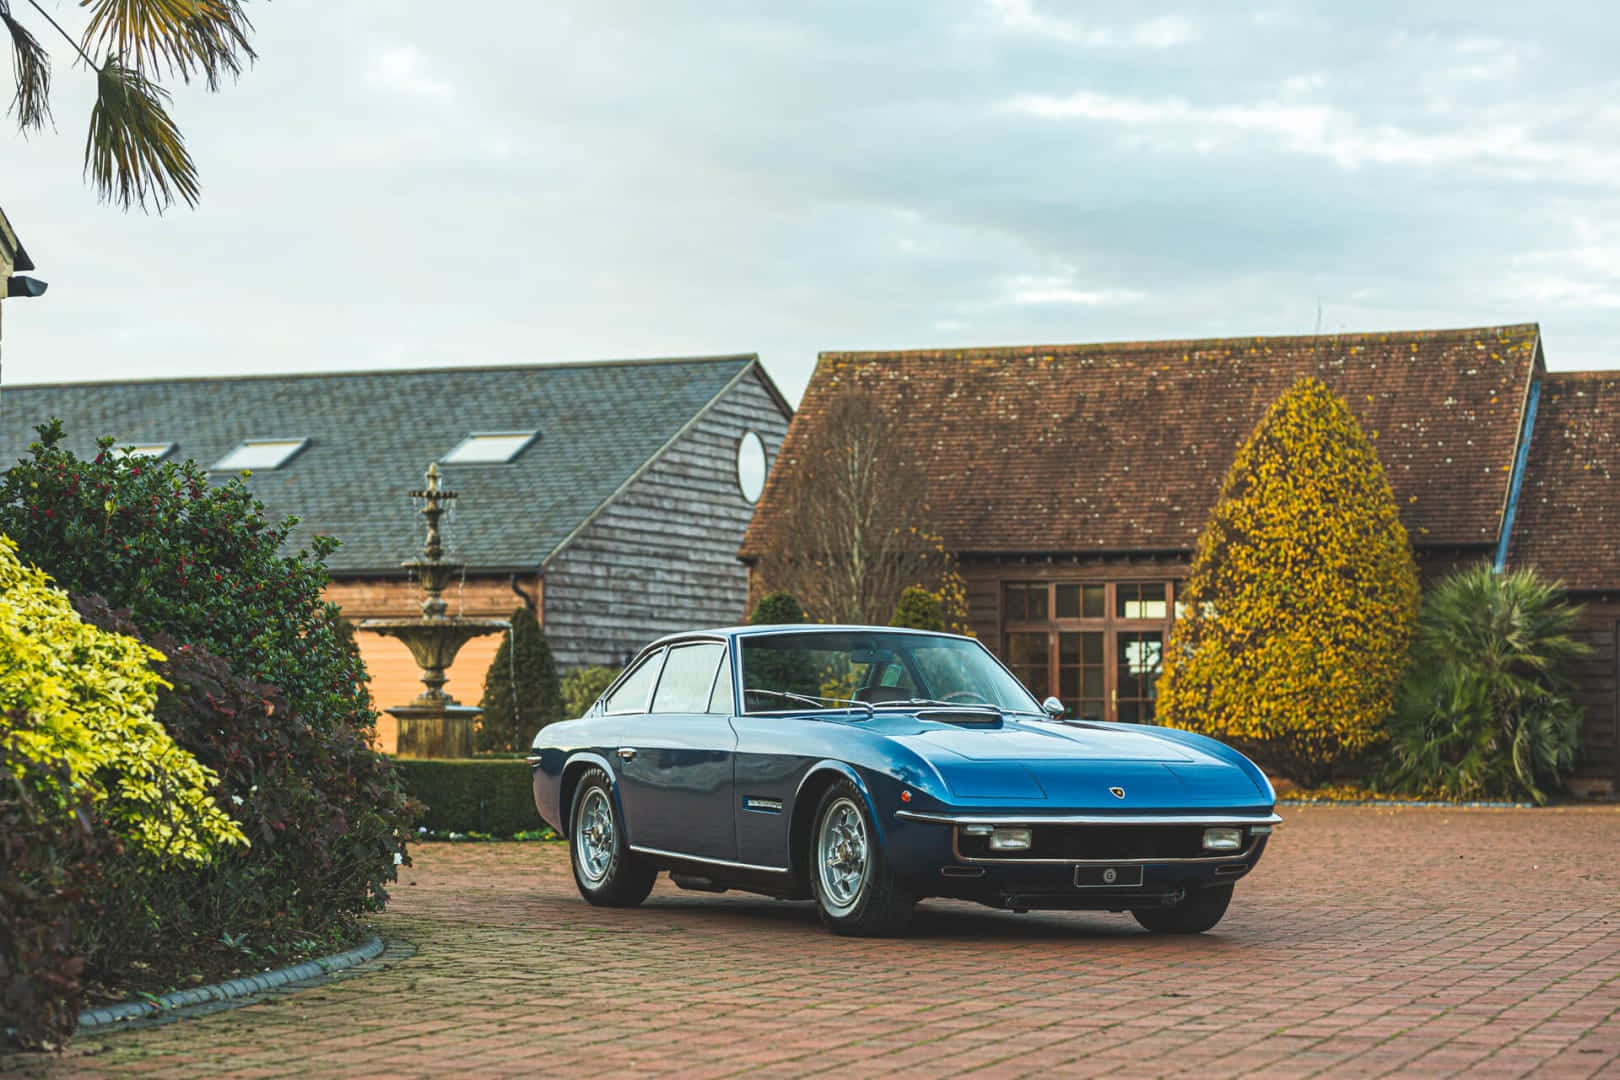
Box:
[22,806,1620,1079]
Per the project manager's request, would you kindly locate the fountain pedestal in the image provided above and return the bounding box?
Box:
[360,465,509,759]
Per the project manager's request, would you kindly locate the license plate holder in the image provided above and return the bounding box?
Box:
[1074,865,1143,888]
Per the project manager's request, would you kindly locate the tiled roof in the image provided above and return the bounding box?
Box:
[1510,372,1620,591]
[3,356,775,573]
[741,324,1541,558]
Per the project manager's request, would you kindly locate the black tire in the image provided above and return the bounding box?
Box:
[568,767,656,908]
[809,780,913,937]
[1132,884,1233,934]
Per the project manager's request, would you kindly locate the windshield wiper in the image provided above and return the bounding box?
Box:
[879,698,999,710]
[748,689,874,718]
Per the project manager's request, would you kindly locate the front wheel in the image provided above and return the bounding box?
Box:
[1132,884,1233,934]
[810,780,913,937]
[569,768,656,908]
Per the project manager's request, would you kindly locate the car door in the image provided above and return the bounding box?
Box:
[614,641,737,861]
[730,637,826,870]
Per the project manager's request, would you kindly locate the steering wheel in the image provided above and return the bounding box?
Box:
[939,691,984,704]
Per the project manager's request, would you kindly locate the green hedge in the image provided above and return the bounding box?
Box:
[392,759,543,836]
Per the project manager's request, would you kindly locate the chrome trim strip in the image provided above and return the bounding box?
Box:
[956,853,1254,866]
[898,810,1283,827]
[628,845,791,875]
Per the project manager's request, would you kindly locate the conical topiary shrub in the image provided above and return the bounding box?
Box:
[478,605,562,752]
[890,586,945,631]
[750,591,806,625]
[1157,376,1420,785]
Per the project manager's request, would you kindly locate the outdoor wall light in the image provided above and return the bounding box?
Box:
[7,275,47,298]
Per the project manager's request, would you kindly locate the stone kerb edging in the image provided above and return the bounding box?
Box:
[77,933,385,1030]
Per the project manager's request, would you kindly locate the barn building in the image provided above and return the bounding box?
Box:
[3,354,792,752]
[740,324,1619,795]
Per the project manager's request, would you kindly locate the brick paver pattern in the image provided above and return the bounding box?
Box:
[19,806,1620,1078]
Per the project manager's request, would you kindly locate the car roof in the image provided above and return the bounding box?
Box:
[638,623,976,653]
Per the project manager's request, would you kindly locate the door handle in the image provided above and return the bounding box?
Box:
[616,747,637,761]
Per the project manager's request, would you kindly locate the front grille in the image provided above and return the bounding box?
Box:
[957,824,1253,861]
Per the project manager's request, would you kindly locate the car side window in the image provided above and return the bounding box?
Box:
[708,650,735,715]
[650,642,725,713]
[604,649,665,715]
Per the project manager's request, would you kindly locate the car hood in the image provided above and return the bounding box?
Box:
[887,718,1269,808]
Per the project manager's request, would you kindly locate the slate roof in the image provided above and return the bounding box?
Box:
[3,355,778,573]
[741,324,1541,558]
[1510,372,1620,591]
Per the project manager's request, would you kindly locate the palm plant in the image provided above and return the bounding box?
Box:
[1379,565,1588,804]
[3,0,254,210]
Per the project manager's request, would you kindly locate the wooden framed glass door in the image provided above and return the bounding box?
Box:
[1002,580,1173,723]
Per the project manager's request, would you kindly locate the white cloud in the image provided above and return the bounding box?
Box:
[1002,273,1146,307]
[1007,89,1620,178]
[366,46,455,100]
[986,0,1193,49]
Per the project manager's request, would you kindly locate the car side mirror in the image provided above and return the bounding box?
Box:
[1041,697,1065,718]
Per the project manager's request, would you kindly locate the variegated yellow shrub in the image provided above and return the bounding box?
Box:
[0,534,246,863]
[1157,377,1420,784]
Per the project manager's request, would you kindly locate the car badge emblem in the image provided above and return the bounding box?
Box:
[1102,868,1118,884]
[1109,786,1126,800]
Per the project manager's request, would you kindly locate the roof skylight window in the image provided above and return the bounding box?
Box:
[211,438,309,472]
[441,431,538,465]
[119,442,176,461]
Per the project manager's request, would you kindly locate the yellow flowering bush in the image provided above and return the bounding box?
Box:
[1157,378,1420,785]
[0,534,246,864]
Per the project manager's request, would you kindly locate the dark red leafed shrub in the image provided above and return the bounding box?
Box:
[68,595,420,970]
[0,714,118,1050]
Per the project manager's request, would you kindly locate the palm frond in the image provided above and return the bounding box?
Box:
[80,0,254,90]
[85,55,198,211]
[1,0,52,130]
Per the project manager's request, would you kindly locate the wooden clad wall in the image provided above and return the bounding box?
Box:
[1568,597,1619,793]
[324,574,539,753]
[543,368,791,670]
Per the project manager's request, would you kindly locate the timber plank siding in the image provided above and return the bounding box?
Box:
[1568,597,1619,791]
[543,367,791,670]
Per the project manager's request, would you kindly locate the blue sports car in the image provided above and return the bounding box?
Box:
[529,625,1278,937]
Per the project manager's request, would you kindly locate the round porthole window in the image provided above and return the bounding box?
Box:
[736,431,767,503]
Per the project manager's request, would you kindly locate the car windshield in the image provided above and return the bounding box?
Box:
[739,630,1043,715]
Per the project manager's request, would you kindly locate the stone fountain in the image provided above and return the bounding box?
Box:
[361,464,509,758]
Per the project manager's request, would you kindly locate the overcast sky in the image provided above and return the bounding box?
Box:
[5,0,1619,405]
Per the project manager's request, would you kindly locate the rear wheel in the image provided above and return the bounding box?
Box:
[810,780,913,937]
[1132,884,1233,934]
[569,768,656,907]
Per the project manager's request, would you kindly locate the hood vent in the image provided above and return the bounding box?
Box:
[915,708,1004,728]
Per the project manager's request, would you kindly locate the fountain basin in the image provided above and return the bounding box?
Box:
[361,616,509,759]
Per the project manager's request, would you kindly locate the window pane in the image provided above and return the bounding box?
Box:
[1058,632,1080,664]
[441,431,538,465]
[1082,633,1103,665]
[605,650,664,714]
[1082,669,1104,699]
[1005,632,1050,700]
[1083,585,1105,618]
[651,643,724,713]
[1005,585,1026,622]
[1055,584,1080,619]
[1140,583,1168,619]
[1117,582,1168,620]
[1027,586,1048,621]
[1077,700,1105,723]
[211,438,307,472]
[708,651,735,714]
[1059,668,1080,698]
